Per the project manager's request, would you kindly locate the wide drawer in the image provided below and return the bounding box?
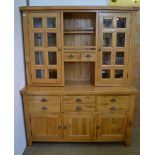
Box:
[63,96,95,104]
[63,104,95,112]
[80,52,96,61]
[97,96,130,113]
[64,52,79,61]
[28,96,60,113]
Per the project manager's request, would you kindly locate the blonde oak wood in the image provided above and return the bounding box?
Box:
[20,6,139,146]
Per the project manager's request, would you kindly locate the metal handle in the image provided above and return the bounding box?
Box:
[64,126,67,129]
[68,55,74,58]
[86,54,91,58]
[76,98,82,103]
[41,98,47,102]
[111,0,117,2]
[98,49,101,52]
[58,126,62,129]
[111,98,117,102]
[41,106,48,110]
[76,106,82,111]
[110,107,116,110]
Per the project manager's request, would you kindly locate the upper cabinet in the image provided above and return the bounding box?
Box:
[96,13,131,86]
[28,13,62,85]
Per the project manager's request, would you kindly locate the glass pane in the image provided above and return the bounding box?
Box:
[115,52,124,65]
[115,69,123,78]
[49,69,57,79]
[35,51,44,65]
[117,33,125,47]
[103,33,112,47]
[34,33,43,47]
[102,69,110,79]
[102,52,111,65]
[48,33,56,47]
[103,18,113,28]
[48,52,57,65]
[47,18,56,28]
[117,18,126,28]
[36,69,44,79]
[33,18,42,28]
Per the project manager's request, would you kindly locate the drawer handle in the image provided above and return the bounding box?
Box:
[41,98,47,102]
[76,98,82,102]
[41,106,48,110]
[111,0,117,2]
[110,107,116,110]
[85,54,91,58]
[64,126,67,129]
[76,106,82,111]
[68,55,74,58]
[58,126,62,129]
[111,98,117,102]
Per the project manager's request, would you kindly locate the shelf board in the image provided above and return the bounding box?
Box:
[64,31,95,34]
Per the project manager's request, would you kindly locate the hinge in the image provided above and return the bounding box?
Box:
[127,73,128,78]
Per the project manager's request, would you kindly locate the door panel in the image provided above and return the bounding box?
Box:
[96,113,127,141]
[63,113,94,140]
[30,113,62,140]
[28,13,62,84]
[97,13,131,86]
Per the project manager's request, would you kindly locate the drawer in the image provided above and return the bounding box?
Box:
[63,96,95,104]
[97,96,129,113]
[80,52,96,61]
[64,53,79,61]
[63,104,95,112]
[28,96,60,113]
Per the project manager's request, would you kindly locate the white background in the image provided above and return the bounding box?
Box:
[0,0,154,155]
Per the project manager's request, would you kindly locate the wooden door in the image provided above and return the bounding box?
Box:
[30,113,62,140]
[96,13,131,86]
[96,113,127,141]
[63,113,94,141]
[28,13,62,85]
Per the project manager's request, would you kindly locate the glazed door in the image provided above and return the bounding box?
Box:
[30,113,62,140]
[96,113,127,141]
[63,113,94,141]
[97,13,131,86]
[28,13,62,84]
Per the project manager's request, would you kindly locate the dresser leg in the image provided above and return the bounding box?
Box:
[27,140,32,147]
[125,138,131,147]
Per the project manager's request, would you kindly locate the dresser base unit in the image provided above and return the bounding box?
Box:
[21,86,137,146]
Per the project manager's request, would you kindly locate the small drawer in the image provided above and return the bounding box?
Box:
[64,53,79,61]
[28,96,60,113]
[63,104,95,112]
[63,96,95,104]
[80,52,96,61]
[28,96,60,104]
[97,96,129,113]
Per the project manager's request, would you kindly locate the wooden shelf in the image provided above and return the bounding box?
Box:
[64,31,95,34]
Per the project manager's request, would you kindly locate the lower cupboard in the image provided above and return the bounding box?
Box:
[30,113,127,142]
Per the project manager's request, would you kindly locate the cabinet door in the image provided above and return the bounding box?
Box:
[28,13,62,84]
[30,113,62,140]
[96,113,127,141]
[96,13,131,86]
[63,113,94,141]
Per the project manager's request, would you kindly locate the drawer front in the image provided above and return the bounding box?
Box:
[28,96,60,113]
[80,52,96,61]
[63,104,95,112]
[97,96,129,113]
[64,53,79,61]
[63,96,95,104]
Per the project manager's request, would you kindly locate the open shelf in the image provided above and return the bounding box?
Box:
[63,12,96,47]
[64,62,95,86]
